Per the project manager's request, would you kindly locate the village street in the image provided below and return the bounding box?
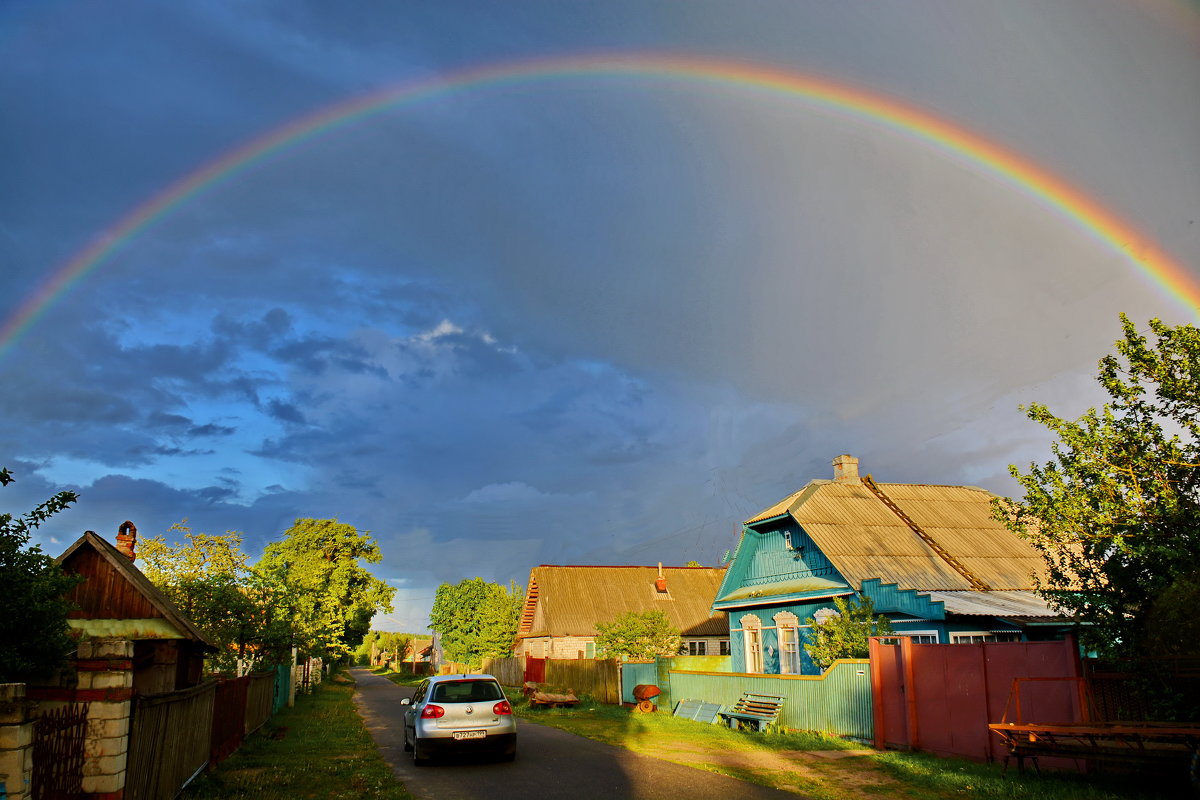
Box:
[350,669,807,800]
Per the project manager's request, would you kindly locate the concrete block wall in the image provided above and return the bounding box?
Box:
[0,683,34,800]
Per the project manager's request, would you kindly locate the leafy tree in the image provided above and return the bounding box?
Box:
[258,518,395,661]
[429,578,522,666]
[998,316,1200,660]
[139,522,293,672]
[803,596,893,671]
[594,610,682,661]
[0,467,82,682]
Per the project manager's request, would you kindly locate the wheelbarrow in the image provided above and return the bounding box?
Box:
[632,684,662,713]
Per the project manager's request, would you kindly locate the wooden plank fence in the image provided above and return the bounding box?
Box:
[481,657,523,686]
[543,659,621,704]
[125,679,216,800]
[245,671,274,734]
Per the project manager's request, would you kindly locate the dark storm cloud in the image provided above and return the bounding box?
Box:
[4,0,1197,635]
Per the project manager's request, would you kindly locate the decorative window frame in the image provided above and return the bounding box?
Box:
[773,612,801,674]
[740,614,764,673]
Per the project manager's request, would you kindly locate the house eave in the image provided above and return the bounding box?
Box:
[714,589,855,610]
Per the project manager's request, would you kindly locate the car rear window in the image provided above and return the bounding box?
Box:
[431,680,503,703]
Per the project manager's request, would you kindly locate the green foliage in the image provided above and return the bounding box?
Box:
[428,577,522,666]
[803,596,892,670]
[999,316,1200,660]
[594,609,682,660]
[0,467,82,682]
[140,522,294,672]
[258,518,395,661]
[355,630,413,666]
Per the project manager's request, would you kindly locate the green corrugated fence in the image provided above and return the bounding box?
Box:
[667,659,873,741]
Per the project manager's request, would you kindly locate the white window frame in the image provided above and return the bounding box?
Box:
[688,641,707,656]
[773,611,801,674]
[719,639,731,656]
[950,631,1021,644]
[741,614,764,673]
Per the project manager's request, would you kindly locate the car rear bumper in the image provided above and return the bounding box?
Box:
[419,731,516,757]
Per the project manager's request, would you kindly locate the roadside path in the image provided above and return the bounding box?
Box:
[350,668,807,800]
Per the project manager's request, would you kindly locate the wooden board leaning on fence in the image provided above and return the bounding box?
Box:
[522,682,580,708]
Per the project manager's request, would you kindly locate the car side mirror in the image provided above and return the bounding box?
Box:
[400,698,411,706]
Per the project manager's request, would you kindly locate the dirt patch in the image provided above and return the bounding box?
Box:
[646,741,907,798]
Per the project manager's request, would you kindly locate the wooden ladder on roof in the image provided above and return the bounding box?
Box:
[862,474,990,591]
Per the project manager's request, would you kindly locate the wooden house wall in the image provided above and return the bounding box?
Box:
[63,548,160,619]
[741,520,842,587]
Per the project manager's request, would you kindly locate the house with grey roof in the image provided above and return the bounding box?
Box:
[714,455,1072,675]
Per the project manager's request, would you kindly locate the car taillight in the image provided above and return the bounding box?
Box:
[493,700,512,715]
[421,704,445,719]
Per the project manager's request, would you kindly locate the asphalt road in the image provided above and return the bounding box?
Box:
[350,668,805,800]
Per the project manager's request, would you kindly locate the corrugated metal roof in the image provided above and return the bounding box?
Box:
[518,565,728,638]
[926,590,1060,618]
[747,478,1047,593]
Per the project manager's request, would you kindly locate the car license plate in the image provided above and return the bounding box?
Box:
[453,730,486,740]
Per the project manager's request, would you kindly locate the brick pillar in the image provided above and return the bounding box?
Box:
[0,683,34,800]
[77,639,133,799]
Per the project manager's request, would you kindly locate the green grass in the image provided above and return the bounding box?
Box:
[506,692,1191,800]
[183,673,413,800]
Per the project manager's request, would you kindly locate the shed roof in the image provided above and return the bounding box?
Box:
[57,530,216,648]
[518,565,728,639]
[747,478,1048,593]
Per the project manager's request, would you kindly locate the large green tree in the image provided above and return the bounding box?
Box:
[999,316,1200,659]
[258,518,395,661]
[429,578,522,666]
[594,610,682,661]
[0,467,81,682]
[139,522,294,672]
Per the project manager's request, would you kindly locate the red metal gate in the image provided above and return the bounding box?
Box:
[524,657,546,684]
[870,635,1083,763]
[32,703,89,800]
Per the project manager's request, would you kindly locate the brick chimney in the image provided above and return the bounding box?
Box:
[115,520,137,561]
[832,455,860,483]
[654,562,668,593]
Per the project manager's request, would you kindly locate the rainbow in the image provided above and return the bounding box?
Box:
[3,53,1197,359]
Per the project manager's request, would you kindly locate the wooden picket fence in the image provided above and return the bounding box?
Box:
[125,679,216,800]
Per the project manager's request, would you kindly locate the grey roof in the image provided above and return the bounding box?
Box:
[926,590,1060,618]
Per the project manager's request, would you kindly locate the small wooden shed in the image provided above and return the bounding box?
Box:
[57,525,216,695]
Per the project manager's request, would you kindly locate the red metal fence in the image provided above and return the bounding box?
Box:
[870,635,1083,763]
[211,676,250,764]
[32,703,88,800]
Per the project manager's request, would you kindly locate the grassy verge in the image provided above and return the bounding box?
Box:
[509,693,1189,800]
[183,672,413,800]
[375,667,426,688]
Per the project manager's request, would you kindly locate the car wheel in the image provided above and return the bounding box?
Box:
[412,736,430,766]
[501,748,516,763]
[402,725,412,752]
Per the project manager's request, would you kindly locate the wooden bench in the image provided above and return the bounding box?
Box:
[718,692,785,732]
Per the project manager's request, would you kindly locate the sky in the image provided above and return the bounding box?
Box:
[3,1,1198,634]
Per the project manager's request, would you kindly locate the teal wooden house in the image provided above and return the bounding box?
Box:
[713,455,1071,675]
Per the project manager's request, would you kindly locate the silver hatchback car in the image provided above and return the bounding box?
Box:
[401,674,517,764]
